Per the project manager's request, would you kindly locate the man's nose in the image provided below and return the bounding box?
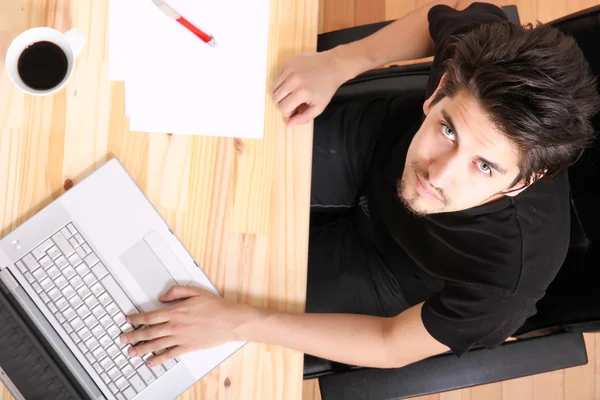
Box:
[428,152,462,189]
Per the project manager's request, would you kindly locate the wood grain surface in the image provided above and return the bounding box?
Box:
[0,0,317,399]
[302,1,600,400]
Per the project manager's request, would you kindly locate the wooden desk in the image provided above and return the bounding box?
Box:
[0,0,317,399]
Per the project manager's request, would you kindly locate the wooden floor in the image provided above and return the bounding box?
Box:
[303,1,600,400]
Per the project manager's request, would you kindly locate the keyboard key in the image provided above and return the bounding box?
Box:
[78,328,92,342]
[85,296,99,310]
[33,240,52,259]
[84,314,98,329]
[77,285,92,300]
[71,317,84,331]
[97,292,111,307]
[75,233,85,245]
[31,282,42,293]
[15,261,27,274]
[40,278,54,292]
[52,232,75,256]
[24,272,35,284]
[99,335,112,349]
[100,372,111,385]
[47,266,60,280]
[130,356,143,369]
[68,237,79,249]
[150,363,166,378]
[92,305,106,319]
[116,392,126,400]
[54,275,68,289]
[129,373,146,392]
[60,227,72,239]
[120,323,134,333]
[136,365,156,385]
[75,263,90,277]
[99,315,113,328]
[100,356,113,371]
[123,387,136,399]
[114,355,128,369]
[107,344,121,358]
[85,253,100,268]
[82,243,92,254]
[46,246,61,260]
[85,352,95,364]
[113,312,126,327]
[108,381,119,395]
[55,313,66,324]
[32,246,46,260]
[48,287,61,301]
[92,346,108,361]
[101,276,138,316]
[39,292,51,304]
[77,342,87,354]
[115,377,128,391]
[91,324,104,338]
[67,223,78,236]
[92,363,103,375]
[62,285,76,299]
[85,338,100,351]
[90,282,105,297]
[22,254,40,272]
[32,269,46,283]
[47,302,58,314]
[39,256,53,270]
[83,273,97,287]
[107,325,121,338]
[68,295,83,309]
[91,264,108,281]
[75,246,87,258]
[108,367,121,382]
[105,302,119,317]
[63,266,76,280]
[76,305,91,319]
[64,307,77,321]
[70,276,84,290]
[55,256,68,270]
[69,332,80,344]
[122,364,135,378]
[62,322,73,334]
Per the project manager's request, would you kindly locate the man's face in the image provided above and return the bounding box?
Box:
[399,89,523,215]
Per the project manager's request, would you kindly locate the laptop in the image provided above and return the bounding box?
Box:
[0,158,245,400]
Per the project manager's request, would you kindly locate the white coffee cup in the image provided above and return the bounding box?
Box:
[5,27,87,96]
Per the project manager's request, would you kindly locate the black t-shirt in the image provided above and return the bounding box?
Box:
[368,2,571,356]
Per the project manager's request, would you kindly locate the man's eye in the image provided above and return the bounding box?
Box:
[477,160,492,176]
[441,124,455,140]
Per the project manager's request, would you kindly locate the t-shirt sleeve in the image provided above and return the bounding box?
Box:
[425,2,509,99]
[422,283,537,356]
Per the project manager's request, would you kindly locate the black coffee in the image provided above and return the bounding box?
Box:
[17,41,68,90]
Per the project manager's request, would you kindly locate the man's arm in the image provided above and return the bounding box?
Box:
[122,287,451,369]
[237,302,451,368]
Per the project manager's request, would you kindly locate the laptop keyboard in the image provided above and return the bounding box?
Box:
[14,223,179,400]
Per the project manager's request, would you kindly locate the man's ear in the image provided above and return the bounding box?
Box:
[423,73,447,116]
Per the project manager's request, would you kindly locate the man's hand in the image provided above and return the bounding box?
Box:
[271,49,350,127]
[120,286,257,366]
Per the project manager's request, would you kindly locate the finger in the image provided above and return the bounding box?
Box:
[126,308,170,326]
[128,336,177,358]
[121,323,169,345]
[278,90,312,118]
[288,104,323,127]
[272,77,298,104]
[271,67,292,93]
[146,346,188,367]
[159,285,204,302]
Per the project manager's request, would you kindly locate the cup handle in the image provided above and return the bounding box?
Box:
[64,28,87,58]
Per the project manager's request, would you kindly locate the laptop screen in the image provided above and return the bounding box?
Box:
[0,279,88,400]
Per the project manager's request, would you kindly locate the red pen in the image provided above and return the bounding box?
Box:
[151,0,217,47]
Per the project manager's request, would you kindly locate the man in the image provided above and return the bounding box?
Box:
[119,1,600,369]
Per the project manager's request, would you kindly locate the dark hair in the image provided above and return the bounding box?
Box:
[430,21,600,186]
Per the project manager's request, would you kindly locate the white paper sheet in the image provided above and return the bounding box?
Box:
[109,0,271,138]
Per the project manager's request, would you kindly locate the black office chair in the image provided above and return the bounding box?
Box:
[303,5,600,399]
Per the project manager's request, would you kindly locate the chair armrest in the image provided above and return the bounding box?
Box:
[317,5,520,52]
[317,331,587,400]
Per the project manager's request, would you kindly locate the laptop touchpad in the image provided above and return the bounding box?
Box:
[119,238,179,310]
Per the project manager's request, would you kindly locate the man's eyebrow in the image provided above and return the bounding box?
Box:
[440,109,507,175]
